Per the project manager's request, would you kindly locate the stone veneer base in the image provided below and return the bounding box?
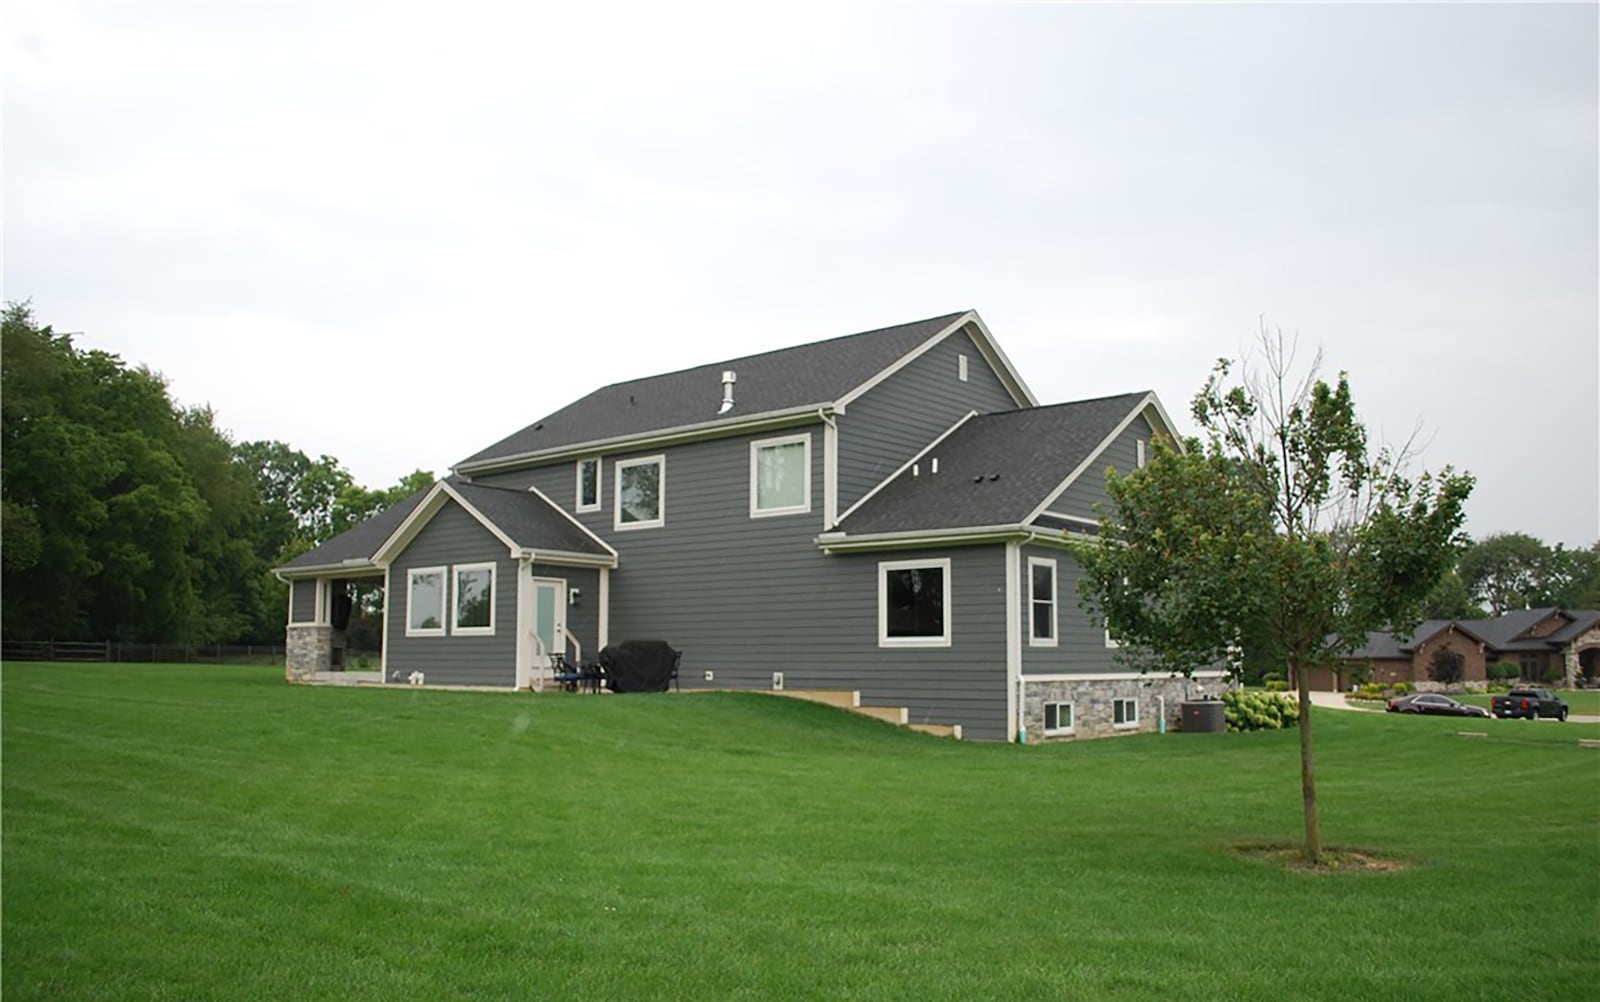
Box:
[1024,675,1223,740]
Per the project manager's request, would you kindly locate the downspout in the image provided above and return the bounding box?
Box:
[817,407,839,529]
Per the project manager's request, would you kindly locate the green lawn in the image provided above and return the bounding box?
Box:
[4,664,1598,1001]
[1453,689,1600,716]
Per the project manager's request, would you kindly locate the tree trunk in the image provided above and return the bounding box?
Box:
[1292,654,1322,862]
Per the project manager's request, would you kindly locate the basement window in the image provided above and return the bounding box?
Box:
[1113,698,1139,729]
[1044,702,1074,735]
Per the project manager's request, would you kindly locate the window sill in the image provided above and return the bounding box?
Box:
[750,505,810,519]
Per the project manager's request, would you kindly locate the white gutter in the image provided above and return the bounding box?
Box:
[455,404,837,476]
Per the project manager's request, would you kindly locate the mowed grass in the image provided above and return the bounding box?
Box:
[4,665,1597,1001]
[1453,689,1600,716]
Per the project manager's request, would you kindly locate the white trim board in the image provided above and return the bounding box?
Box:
[1022,670,1231,682]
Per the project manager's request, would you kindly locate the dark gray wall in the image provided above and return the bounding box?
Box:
[470,432,1010,737]
[1049,413,1155,520]
[385,501,518,686]
[1018,544,1119,677]
[836,329,1020,514]
[452,331,1038,736]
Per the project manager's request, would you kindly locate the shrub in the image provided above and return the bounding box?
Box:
[1428,647,1464,685]
[1262,672,1285,684]
[1264,679,1289,693]
[1392,681,1413,695]
[1541,664,1564,684]
[1487,661,1520,683]
[1222,689,1299,731]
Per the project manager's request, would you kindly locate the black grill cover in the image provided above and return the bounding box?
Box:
[601,641,680,693]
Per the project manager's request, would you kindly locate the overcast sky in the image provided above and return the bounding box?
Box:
[5,1,1596,546]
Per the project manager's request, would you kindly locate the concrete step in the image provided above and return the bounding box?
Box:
[854,704,909,725]
[780,689,861,709]
[766,688,960,739]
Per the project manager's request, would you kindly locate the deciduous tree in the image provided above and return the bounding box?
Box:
[1073,325,1473,862]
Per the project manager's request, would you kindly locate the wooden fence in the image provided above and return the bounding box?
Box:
[2,641,288,665]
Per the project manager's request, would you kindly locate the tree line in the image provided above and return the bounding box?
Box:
[2,303,433,644]
[1425,532,1600,619]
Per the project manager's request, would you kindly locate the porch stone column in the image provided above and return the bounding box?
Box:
[286,624,333,681]
[1566,625,1600,688]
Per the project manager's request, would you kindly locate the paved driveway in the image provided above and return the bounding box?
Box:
[1304,689,1599,723]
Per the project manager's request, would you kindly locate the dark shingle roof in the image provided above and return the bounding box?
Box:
[834,392,1149,535]
[1348,620,1485,658]
[1466,608,1555,647]
[1546,609,1600,645]
[1346,608,1600,661]
[456,312,973,469]
[277,488,430,572]
[276,479,611,575]
[449,481,612,556]
[1349,630,1410,660]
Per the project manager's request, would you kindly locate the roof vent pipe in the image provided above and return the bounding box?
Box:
[719,370,737,414]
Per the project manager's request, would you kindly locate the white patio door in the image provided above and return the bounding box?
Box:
[531,577,567,668]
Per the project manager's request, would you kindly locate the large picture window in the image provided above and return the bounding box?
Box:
[750,433,810,517]
[614,455,665,530]
[878,558,951,647]
[406,566,447,637]
[452,562,496,635]
[1028,557,1057,646]
[576,458,601,512]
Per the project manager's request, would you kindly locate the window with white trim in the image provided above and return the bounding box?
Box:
[1136,438,1147,468]
[750,433,811,517]
[406,566,447,637]
[614,455,665,530]
[1028,557,1057,646]
[452,562,496,635]
[576,458,601,512]
[958,354,969,382]
[879,558,951,647]
[1043,702,1074,735]
[1113,698,1139,728]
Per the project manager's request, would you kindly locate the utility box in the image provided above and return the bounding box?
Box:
[1181,700,1226,734]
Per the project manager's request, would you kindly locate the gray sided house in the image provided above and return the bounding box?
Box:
[277,310,1224,740]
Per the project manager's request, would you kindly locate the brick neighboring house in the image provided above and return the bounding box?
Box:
[1319,607,1600,691]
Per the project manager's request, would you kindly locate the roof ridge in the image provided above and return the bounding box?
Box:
[587,311,971,391]
[973,390,1150,418]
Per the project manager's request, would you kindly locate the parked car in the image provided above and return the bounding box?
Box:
[1385,693,1491,718]
[1491,687,1569,721]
